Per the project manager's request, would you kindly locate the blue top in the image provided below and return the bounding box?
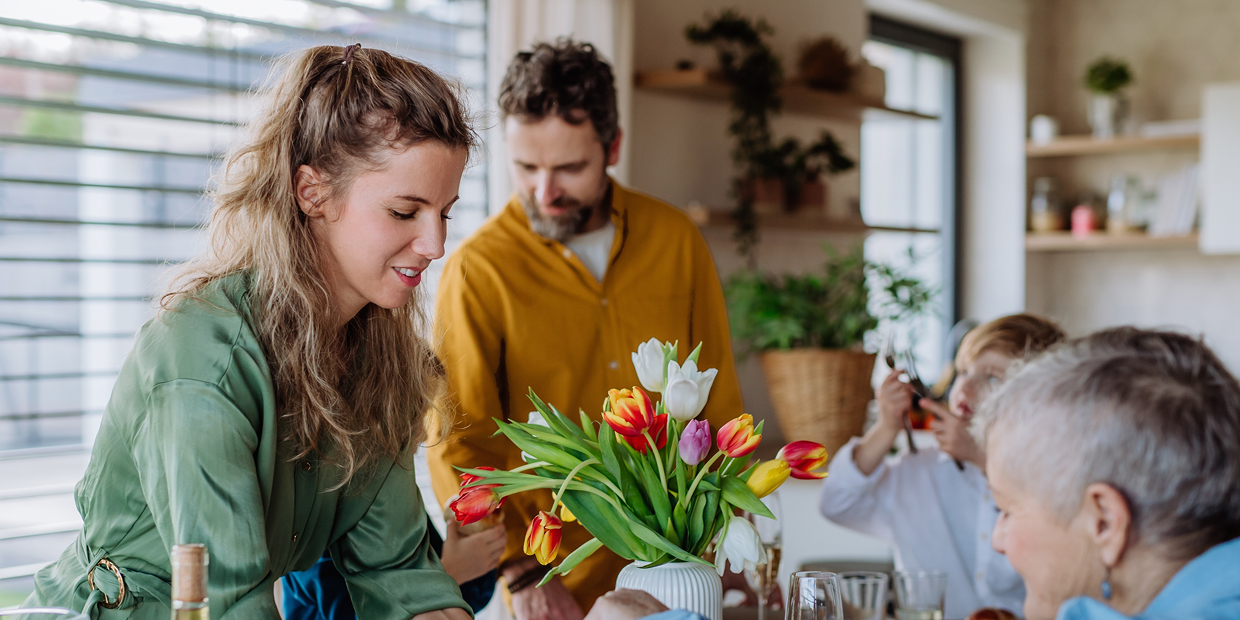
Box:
[1057,537,1240,620]
[644,611,707,620]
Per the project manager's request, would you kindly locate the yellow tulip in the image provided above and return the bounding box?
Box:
[746,459,790,498]
[560,504,577,523]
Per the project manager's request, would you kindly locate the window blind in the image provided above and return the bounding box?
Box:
[0,0,487,589]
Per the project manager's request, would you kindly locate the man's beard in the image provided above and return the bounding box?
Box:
[520,191,603,242]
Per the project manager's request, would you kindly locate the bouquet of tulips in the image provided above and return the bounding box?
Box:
[449,339,830,586]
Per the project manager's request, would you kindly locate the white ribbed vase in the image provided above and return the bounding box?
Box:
[615,561,722,620]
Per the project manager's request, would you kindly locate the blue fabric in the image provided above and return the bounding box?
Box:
[1056,537,1240,620]
[282,516,498,619]
[643,611,708,620]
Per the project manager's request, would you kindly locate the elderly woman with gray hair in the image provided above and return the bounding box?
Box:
[981,327,1240,620]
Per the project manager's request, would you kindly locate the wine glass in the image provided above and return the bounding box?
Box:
[743,491,783,620]
[786,571,844,620]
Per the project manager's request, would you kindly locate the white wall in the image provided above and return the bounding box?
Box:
[1024,0,1240,371]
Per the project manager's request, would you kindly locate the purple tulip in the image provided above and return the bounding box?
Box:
[678,419,712,466]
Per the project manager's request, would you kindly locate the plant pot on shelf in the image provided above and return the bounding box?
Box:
[741,176,787,215]
[795,176,827,212]
[760,348,877,456]
[615,560,722,620]
[1088,92,1128,139]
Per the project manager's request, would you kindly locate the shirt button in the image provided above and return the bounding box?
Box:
[976,571,984,580]
[562,248,572,258]
[292,533,300,544]
[300,461,312,471]
[601,298,608,307]
[608,360,619,370]
[980,532,988,540]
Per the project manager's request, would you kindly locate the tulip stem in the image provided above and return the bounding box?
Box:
[643,430,668,493]
[685,451,725,503]
[550,458,599,513]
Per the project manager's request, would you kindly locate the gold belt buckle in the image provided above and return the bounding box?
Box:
[87,557,127,609]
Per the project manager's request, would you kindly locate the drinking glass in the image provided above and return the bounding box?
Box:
[786,571,844,620]
[743,492,783,620]
[838,571,889,620]
[893,571,946,620]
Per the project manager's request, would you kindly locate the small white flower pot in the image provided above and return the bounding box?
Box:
[615,561,723,620]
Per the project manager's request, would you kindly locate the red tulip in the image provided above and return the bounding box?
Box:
[448,486,505,525]
[619,414,669,454]
[459,466,500,489]
[777,441,829,479]
[524,511,563,565]
[717,414,762,458]
[604,387,656,437]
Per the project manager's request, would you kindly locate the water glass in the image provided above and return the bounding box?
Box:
[893,571,946,620]
[786,571,844,620]
[838,571,889,620]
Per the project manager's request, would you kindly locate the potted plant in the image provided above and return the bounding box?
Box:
[790,131,856,212]
[725,247,933,453]
[1084,56,1133,139]
[686,10,782,257]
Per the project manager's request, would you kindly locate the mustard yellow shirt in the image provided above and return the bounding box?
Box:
[427,181,744,610]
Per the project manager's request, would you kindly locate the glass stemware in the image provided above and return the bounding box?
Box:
[786,570,844,620]
[743,491,783,620]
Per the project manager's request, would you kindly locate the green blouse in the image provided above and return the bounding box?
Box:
[24,273,469,619]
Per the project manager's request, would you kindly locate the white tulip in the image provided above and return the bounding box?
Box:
[632,338,668,393]
[665,360,718,420]
[714,516,767,575]
[663,376,701,421]
[521,411,549,462]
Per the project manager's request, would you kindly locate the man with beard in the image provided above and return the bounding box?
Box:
[428,39,744,620]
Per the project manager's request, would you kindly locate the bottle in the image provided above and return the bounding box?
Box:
[1029,177,1062,232]
[171,543,209,619]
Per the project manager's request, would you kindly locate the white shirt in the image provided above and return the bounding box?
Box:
[819,438,1025,619]
[564,221,616,283]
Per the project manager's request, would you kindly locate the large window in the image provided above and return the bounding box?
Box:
[862,14,961,382]
[0,0,485,600]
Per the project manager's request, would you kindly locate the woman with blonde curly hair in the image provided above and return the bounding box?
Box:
[22,44,481,619]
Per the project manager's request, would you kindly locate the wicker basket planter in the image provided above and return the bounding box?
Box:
[759,348,876,455]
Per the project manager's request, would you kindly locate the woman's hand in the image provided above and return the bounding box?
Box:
[924,399,985,469]
[440,515,507,585]
[853,371,916,475]
[412,607,473,620]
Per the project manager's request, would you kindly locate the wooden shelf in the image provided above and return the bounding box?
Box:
[636,68,938,123]
[1026,232,1199,252]
[692,208,940,235]
[1026,134,1200,157]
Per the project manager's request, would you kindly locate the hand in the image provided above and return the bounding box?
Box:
[440,515,506,584]
[853,370,916,475]
[584,589,669,620]
[413,607,473,620]
[924,399,985,469]
[506,558,584,620]
[876,371,917,433]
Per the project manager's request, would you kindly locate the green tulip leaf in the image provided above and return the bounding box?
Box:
[721,476,774,519]
[538,537,605,586]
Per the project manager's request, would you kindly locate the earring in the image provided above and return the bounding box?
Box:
[1101,566,1112,600]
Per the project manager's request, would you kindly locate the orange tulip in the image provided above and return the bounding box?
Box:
[604,387,656,437]
[717,414,762,458]
[619,413,669,454]
[524,511,563,565]
[777,441,829,479]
